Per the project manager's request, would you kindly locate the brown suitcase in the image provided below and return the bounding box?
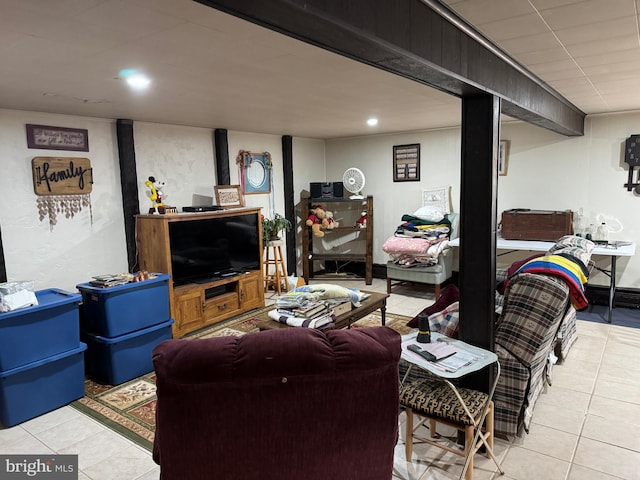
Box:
[501,209,573,241]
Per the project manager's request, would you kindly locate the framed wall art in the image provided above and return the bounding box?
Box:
[242,152,272,194]
[214,185,243,208]
[393,144,420,182]
[498,140,510,176]
[26,124,89,152]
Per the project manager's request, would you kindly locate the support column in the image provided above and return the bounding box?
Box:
[116,119,141,273]
[282,135,295,275]
[214,129,230,185]
[458,94,500,391]
[0,226,6,282]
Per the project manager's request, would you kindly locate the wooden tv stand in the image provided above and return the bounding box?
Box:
[135,208,265,338]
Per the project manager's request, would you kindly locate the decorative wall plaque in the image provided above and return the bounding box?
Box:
[26,124,89,152]
[31,157,93,230]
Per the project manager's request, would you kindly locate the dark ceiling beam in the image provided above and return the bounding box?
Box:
[195,0,585,137]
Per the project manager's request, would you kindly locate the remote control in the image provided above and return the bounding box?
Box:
[407,344,436,362]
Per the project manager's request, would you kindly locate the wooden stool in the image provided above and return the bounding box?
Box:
[263,240,287,295]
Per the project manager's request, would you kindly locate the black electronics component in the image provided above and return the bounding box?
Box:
[310,182,344,199]
[182,206,224,212]
[407,344,436,362]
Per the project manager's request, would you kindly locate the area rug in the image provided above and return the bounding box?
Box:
[70,306,413,451]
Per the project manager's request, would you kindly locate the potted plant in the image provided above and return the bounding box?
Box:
[262,213,292,244]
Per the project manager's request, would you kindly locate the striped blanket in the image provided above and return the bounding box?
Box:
[511,254,588,310]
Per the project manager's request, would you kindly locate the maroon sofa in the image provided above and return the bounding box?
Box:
[152,326,401,480]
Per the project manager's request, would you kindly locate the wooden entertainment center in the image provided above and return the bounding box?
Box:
[136,208,265,338]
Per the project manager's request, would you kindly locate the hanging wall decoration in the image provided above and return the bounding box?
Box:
[236,150,272,194]
[32,157,94,230]
[26,124,89,152]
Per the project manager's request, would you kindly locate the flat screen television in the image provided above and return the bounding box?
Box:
[168,213,260,285]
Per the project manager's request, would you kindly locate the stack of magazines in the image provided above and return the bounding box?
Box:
[269,292,335,329]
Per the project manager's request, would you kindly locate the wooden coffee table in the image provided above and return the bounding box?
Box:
[255,291,390,331]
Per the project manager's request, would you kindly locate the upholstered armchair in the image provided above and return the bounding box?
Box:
[152,326,401,480]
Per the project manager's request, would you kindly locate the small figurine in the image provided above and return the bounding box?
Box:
[145,176,168,214]
[356,210,367,228]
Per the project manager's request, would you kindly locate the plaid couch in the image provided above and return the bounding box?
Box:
[493,270,577,438]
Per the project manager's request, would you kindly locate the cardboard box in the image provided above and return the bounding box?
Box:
[77,274,170,337]
[0,343,86,427]
[82,318,173,385]
[501,209,573,242]
[0,289,81,371]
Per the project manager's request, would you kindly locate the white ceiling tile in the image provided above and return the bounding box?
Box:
[553,16,637,46]
[537,0,635,29]
[442,0,534,26]
[513,47,571,65]
[476,13,550,41]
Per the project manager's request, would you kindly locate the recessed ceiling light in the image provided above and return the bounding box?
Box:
[118,69,151,91]
[367,117,378,126]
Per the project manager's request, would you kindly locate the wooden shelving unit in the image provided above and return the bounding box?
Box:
[301,195,373,284]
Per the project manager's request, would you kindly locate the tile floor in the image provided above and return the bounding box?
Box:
[1,278,639,479]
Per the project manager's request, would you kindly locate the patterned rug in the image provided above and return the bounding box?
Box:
[70,305,413,451]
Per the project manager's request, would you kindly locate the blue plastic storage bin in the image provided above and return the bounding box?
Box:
[0,289,81,371]
[76,274,170,337]
[82,318,174,385]
[0,343,87,427]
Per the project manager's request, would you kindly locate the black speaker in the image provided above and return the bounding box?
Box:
[310,182,344,199]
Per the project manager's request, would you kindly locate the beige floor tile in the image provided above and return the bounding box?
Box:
[598,360,640,387]
[603,339,640,360]
[608,326,640,342]
[500,446,570,480]
[551,369,597,394]
[33,413,105,452]
[510,423,578,461]
[581,413,640,452]
[573,437,640,479]
[81,445,159,480]
[593,377,640,404]
[136,466,161,480]
[557,355,600,376]
[588,394,640,422]
[536,385,591,413]
[566,346,606,364]
[0,432,54,454]
[530,402,586,435]
[568,464,627,480]
[20,405,85,435]
[58,429,134,470]
[575,320,610,338]
[0,424,30,447]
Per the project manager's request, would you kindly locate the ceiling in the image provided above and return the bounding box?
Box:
[1,0,639,139]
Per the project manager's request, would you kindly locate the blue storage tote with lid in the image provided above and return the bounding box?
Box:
[76,274,170,337]
[0,343,87,427]
[82,318,174,385]
[0,289,81,371]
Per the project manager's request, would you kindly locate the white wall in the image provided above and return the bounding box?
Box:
[325,113,640,289]
[0,109,128,292]
[0,108,325,291]
[134,122,217,211]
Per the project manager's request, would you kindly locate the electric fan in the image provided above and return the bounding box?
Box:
[342,167,366,199]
